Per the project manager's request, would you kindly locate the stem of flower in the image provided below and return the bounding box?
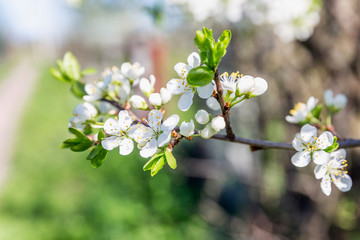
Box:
[214,68,235,140]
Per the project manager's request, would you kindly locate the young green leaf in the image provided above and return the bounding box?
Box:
[143,152,164,171]
[164,149,177,169]
[70,81,87,98]
[187,66,214,87]
[151,156,166,177]
[87,144,108,168]
[63,52,81,81]
[82,68,97,76]
[61,128,93,152]
[50,67,69,83]
[325,136,339,153]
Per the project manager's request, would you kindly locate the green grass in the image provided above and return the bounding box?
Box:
[0,67,210,240]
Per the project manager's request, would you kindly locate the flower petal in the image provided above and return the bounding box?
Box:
[331,149,347,163]
[118,110,133,132]
[306,96,318,111]
[252,77,268,96]
[237,75,254,94]
[291,151,311,167]
[101,136,120,151]
[119,138,134,155]
[174,63,187,78]
[292,133,304,151]
[178,91,194,111]
[316,131,333,150]
[167,79,186,95]
[148,110,163,131]
[140,138,158,158]
[161,114,180,132]
[300,124,317,143]
[157,131,172,147]
[333,174,352,192]
[314,164,327,179]
[320,177,332,196]
[187,52,201,68]
[313,150,330,165]
[206,97,221,111]
[104,118,120,135]
[324,90,333,106]
[197,83,214,99]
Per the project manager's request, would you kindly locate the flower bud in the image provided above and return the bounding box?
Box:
[211,116,225,132]
[129,95,149,110]
[324,89,347,111]
[237,75,268,97]
[139,75,155,97]
[149,93,162,107]
[180,120,195,137]
[195,109,210,124]
[200,124,216,139]
[160,87,172,104]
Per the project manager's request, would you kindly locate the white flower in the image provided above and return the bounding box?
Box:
[324,89,347,111]
[314,149,352,196]
[101,110,136,155]
[139,75,156,97]
[72,102,97,122]
[200,124,217,139]
[149,93,162,107]
[206,97,221,111]
[167,52,214,111]
[221,72,238,99]
[237,75,268,97]
[83,82,105,102]
[102,67,131,103]
[286,96,318,124]
[120,62,145,83]
[195,109,210,124]
[180,120,195,137]
[291,124,334,167]
[134,110,179,158]
[129,95,149,110]
[160,87,172,104]
[211,116,226,132]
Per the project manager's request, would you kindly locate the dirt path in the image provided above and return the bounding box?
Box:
[0,57,38,192]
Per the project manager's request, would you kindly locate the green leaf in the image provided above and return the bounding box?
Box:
[143,152,164,171]
[87,144,108,168]
[50,67,69,83]
[325,136,339,153]
[61,128,93,152]
[151,156,166,177]
[69,128,89,140]
[187,66,214,87]
[63,52,81,81]
[311,104,323,119]
[164,149,177,169]
[71,141,93,152]
[70,81,87,98]
[82,68,97,75]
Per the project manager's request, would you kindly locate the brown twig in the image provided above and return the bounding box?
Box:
[214,69,235,140]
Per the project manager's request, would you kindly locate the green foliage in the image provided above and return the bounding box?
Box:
[86,130,108,168]
[194,27,231,71]
[61,128,93,152]
[50,52,95,99]
[311,104,323,119]
[143,149,177,177]
[325,136,339,153]
[187,66,214,87]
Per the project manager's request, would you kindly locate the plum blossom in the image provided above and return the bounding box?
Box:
[149,93,162,107]
[101,110,136,155]
[200,116,226,139]
[139,75,156,97]
[324,89,347,112]
[134,110,179,158]
[69,102,97,130]
[129,95,149,110]
[180,120,195,137]
[286,96,318,124]
[167,52,214,111]
[121,62,145,84]
[237,75,268,98]
[291,124,334,167]
[314,149,352,196]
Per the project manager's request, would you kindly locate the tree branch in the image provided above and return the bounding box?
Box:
[214,69,235,140]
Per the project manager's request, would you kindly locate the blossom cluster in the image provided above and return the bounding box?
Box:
[287,91,352,196]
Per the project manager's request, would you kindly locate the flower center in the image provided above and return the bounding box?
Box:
[290,102,306,115]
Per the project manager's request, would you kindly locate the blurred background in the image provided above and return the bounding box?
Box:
[0,0,360,239]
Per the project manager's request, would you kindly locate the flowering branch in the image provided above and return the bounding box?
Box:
[214,69,235,140]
